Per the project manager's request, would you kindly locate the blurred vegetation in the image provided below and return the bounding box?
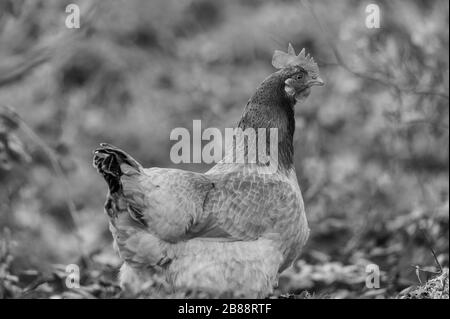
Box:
[0,0,448,299]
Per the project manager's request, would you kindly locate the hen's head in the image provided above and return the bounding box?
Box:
[272,44,324,101]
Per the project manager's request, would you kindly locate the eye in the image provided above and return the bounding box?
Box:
[295,73,304,80]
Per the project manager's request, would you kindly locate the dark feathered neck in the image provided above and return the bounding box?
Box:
[238,71,296,170]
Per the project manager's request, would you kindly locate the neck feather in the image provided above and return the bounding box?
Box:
[237,72,296,171]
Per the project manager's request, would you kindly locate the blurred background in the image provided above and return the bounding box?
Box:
[0,0,448,298]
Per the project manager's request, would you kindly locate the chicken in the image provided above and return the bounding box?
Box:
[93,44,324,298]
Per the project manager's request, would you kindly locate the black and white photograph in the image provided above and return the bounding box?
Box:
[0,0,448,305]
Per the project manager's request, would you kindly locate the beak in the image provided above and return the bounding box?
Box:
[307,76,325,87]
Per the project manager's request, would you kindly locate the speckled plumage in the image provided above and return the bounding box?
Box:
[93,61,320,297]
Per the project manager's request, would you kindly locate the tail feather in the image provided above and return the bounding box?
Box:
[93,143,143,193]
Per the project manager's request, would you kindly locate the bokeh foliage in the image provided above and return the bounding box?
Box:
[0,0,448,298]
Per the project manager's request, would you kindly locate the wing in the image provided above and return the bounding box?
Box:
[120,167,214,242]
[199,170,309,270]
[191,171,307,254]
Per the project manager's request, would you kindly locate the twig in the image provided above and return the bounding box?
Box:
[1,105,86,256]
[302,0,449,101]
[419,227,443,274]
[402,119,449,131]
[0,50,51,87]
[0,1,100,256]
[0,0,99,88]
[304,0,448,285]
